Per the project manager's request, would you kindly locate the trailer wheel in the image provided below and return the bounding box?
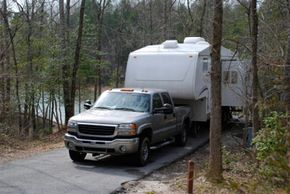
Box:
[192,122,200,137]
[175,123,188,146]
[69,150,86,162]
[134,136,151,166]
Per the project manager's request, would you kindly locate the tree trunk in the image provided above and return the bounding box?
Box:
[149,0,153,44]
[285,0,290,173]
[0,0,9,120]
[251,0,260,136]
[92,0,110,98]
[71,0,86,116]
[3,0,10,117]
[26,12,35,139]
[59,0,72,126]
[163,0,168,40]
[1,0,22,132]
[208,0,223,182]
[199,0,207,37]
[0,18,4,119]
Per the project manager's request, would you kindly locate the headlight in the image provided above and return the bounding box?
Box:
[67,120,78,131]
[117,123,137,136]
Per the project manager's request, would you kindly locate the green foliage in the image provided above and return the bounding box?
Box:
[253,112,289,186]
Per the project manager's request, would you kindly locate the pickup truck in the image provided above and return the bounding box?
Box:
[64,88,191,166]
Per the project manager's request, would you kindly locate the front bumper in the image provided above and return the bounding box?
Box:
[64,133,139,155]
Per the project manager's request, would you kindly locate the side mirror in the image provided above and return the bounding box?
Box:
[84,100,92,110]
[163,103,173,114]
[153,104,173,114]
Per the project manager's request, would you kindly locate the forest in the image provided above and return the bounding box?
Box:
[0,0,289,191]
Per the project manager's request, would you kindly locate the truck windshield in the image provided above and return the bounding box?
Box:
[94,92,151,112]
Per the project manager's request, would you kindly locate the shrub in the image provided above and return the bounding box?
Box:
[253,112,289,186]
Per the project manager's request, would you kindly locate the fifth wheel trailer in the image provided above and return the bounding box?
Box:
[125,37,246,127]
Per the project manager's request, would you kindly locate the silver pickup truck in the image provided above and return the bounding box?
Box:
[64,88,191,166]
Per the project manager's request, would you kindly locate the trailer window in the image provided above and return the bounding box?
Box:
[223,71,238,84]
[202,58,208,73]
[231,71,238,84]
[223,71,230,84]
[161,92,172,105]
[153,94,163,109]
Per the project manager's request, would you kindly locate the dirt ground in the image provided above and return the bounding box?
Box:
[0,130,65,164]
[117,129,288,194]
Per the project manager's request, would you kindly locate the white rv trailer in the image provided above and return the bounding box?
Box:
[125,37,246,124]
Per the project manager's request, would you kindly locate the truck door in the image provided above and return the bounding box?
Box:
[161,92,177,137]
[151,93,166,143]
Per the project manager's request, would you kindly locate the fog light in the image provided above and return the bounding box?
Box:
[67,142,74,149]
[119,145,126,153]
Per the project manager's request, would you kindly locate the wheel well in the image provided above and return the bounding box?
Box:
[140,128,152,141]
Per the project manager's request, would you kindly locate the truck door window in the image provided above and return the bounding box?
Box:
[161,92,172,105]
[153,94,163,109]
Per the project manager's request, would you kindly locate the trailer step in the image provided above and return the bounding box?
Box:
[150,138,175,150]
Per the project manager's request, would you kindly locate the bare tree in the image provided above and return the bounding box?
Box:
[59,0,72,125]
[285,0,290,172]
[71,0,86,113]
[92,0,111,100]
[251,0,260,136]
[0,0,22,132]
[208,0,223,181]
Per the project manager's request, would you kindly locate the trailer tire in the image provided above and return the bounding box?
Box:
[69,150,86,162]
[175,123,188,146]
[192,122,200,137]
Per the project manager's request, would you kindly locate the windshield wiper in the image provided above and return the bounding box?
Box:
[114,107,137,112]
[94,106,112,110]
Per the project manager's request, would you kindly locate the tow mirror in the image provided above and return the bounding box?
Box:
[84,100,92,110]
[163,103,173,114]
[153,104,173,114]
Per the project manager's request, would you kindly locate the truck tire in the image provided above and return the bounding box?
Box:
[135,136,150,166]
[69,150,86,162]
[175,123,188,146]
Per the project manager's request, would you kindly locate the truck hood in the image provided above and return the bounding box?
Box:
[70,109,149,125]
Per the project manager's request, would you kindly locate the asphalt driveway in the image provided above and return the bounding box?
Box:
[0,130,208,194]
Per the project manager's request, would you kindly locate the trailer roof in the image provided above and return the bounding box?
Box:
[130,37,236,58]
[131,42,210,54]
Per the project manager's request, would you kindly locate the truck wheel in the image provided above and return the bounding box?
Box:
[135,136,150,166]
[175,123,188,146]
[69,150,86,162]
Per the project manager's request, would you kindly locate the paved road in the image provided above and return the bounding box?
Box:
[0,131,208,194]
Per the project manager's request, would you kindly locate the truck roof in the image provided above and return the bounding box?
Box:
[109,88,168,94]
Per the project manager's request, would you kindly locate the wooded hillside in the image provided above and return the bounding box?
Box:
[0,0,288,143]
